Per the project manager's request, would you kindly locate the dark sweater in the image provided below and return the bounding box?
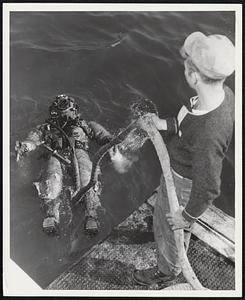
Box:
[166,85,234,222]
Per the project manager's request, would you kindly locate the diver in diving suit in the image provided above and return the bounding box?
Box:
[15,94,114,236]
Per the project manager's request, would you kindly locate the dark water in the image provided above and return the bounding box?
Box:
[10,11,235,287]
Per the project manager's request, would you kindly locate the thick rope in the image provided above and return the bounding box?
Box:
[140,116,205,290]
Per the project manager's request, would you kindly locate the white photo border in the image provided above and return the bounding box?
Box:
[3,2,243,297]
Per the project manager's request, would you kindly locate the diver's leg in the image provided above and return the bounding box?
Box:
[83,181,102,235]
[75,149,102,235]
[34,156,63,235]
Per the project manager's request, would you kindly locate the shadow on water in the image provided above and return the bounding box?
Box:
[10,11,235,287]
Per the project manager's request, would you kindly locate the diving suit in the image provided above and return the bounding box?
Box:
[15,94,113,236]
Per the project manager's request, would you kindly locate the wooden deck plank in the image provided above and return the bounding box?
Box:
[191,222,235,262]
[199,205,234,242]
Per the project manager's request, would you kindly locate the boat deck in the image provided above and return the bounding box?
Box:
[47,198,235,290]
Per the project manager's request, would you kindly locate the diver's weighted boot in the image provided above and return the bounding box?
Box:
[84,216,100,237]
[42,216,59,235]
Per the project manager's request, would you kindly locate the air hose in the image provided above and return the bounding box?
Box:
[46,120,81,192]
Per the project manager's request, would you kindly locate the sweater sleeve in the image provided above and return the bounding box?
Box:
[166,117,178,135]
[182,133,225,222]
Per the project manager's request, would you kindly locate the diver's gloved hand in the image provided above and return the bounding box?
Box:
[109,145,119,160]
[15,141,29,162]
[109,144,125,162]
[109,145,133,174]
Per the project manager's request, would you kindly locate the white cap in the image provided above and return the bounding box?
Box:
[180,31,235,79]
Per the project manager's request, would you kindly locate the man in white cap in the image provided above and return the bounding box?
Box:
[133,32,235,286]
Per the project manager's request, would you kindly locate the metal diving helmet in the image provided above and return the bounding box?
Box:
[49,94,79,120]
